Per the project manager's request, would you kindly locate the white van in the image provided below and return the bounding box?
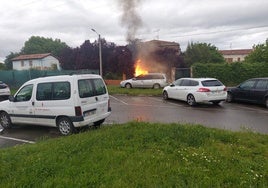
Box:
[0,74,111,135]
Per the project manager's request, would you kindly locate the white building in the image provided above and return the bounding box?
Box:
[12,53,60,70]
[219,49,253,63]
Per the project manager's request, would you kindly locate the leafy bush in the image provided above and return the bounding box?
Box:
[192,62,268,86]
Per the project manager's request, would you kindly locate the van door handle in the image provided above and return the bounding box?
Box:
[32,101,35,106]
[95,97,98,101]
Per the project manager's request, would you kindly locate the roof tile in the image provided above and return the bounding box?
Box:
[219,49,253,55]
[12,53,52,61]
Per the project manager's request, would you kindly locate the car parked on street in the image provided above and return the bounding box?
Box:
[163,78,227,106]
[0,81,10,101]
[226,78,268,108]
[0,74,111,135]
[120,73,168,89]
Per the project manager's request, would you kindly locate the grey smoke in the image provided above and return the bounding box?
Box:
[118,0,143,42]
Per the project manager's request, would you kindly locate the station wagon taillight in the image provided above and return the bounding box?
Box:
[75,106,82,116]
[224,87,227,91]
[197,88,211,92]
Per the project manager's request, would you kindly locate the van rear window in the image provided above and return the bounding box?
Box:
[78,78,107,98]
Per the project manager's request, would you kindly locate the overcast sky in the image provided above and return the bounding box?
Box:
[1,0,268,62]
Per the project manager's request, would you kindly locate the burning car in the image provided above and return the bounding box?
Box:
[120,73,168,89]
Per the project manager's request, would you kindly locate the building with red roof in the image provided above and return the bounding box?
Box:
[219,49,253,63]
[12,53,60,70]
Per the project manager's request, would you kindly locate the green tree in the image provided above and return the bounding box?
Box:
[0,63,6,70]
[21,36,69,57]
[4,52,20,70]
[245,39,268,63]
[184,42,225,66]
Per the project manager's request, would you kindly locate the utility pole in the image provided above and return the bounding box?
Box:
[91,28,103,77]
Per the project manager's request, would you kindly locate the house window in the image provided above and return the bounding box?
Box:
[21,61,24,67]
[226,58,233,63]
[237,57,241,62]
[29,60,33,67]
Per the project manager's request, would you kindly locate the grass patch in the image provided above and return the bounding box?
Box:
[107,85,163,96]
[10,85,162,96]
[0,122,267,187]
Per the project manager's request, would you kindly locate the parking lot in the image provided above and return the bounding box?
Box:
[108,95,268,132]
[1,95,268,148]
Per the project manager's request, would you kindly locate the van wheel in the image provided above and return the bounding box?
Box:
[93,119,105,127]
[57,117,75,136]
[265,97,268,108]
[187,94,196,106]
[0,112,12,129]
[153,83,160,89]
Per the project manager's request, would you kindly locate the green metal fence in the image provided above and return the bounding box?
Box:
[0,69,99,88]
[175,68,191,79]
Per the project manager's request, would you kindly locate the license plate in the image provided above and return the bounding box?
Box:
[84,110,96,117]
[212,90,221,94]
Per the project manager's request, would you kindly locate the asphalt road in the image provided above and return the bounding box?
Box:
[1,95,267,148]
[107,95,268,133]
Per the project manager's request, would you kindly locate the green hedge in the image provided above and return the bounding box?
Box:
[192,63,268,86]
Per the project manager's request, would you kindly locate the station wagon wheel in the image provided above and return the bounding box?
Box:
[57,117,75,136]
[0,112,12,129]
[187,94,196,106]
[226,92,233,102]
[265,98,268,108]
[125,83,132,89]
[163,91,169,100]
[153,83,160,89]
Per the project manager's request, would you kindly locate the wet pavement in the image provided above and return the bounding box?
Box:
[107,95,268,133]
[1,95,268,148]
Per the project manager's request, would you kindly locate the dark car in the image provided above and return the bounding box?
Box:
[226,78,268,108]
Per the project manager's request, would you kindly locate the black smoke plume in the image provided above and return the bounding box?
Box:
[118,0,143,42]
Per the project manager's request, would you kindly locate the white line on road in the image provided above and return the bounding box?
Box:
[0,135,35,144]
[110,95,128,105]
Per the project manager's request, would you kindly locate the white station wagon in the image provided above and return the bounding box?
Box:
[0,74,111,135]
[163,78,227,106]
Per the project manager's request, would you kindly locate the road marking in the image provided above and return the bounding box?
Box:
[0,135,35,144]
[110,95,128,105]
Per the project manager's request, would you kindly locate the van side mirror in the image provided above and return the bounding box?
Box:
[170,84,175,87]
[8,95,15,102]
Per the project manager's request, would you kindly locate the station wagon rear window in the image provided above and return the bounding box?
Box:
[202,80,223,87]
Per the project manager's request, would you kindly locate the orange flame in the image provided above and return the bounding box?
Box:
[134,59,148,77]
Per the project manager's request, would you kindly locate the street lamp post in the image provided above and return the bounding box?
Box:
[91,28,103,77]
